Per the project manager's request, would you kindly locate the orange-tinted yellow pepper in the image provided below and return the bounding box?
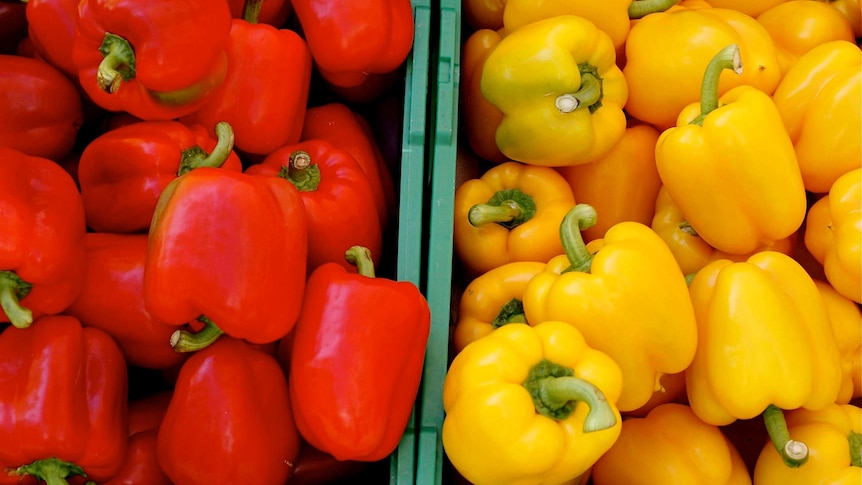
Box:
[651,186,797,275]
[707,0,787,17]
[453,161,576,277]
[557,122,663,243]
[804,168,862,303]
[442,321,623,485]
[753,403,861,484]
[523,204,698,412]
[814,279,862,404]
[461,28,508,165]
[480,15,628,166]
[685,251,844,427]
[592,403,753,485]
[451,260,546,352]
[823,0,862,38]
[463,0,506,31]
[624,8,781,130]
[771,40,861,194]
[655,45,807,256]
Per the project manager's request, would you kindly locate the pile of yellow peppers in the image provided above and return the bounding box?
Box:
[445,0,861,483]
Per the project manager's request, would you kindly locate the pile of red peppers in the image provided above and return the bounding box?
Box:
[0,0,430,484]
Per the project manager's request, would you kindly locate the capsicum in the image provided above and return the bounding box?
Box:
[289,246,430,461]
[453,161,576,277]
[523,204,699,412]
[157,336,301,485]
[442,320,622,485]
[0,147,87,330]
[804,168,861,303]
[77,120,242,234]
[105,391,173,485]
[685,251,845,428]
[654,44,807,256]
[480,14,628,166]
[24,0,79,79]
[461,28,506,165]
[71,0,232,120]
[770,40,861,194]
[0,315,128,485]
[814,279,862,404]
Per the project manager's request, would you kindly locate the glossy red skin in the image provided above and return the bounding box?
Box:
[246,140,384,274]
[0,2,27,55]
[157,336,301,485]
[288,262,431,461]
[227,0,292,27]
[0,55,83,161]
[25,0,79,78]
[0,315,129,483]
[144,167,308,344]
[181,19,312,156]
[0,147,87,324]
[77,120,243,233]
[290,0,414,88]
[301,103,396,230]
[71,0,232,120]
[63,233,189,369]
[103,391,172,485]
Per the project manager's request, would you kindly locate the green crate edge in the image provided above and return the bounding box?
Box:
[416,1,461,484]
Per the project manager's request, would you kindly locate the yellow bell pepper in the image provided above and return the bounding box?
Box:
[707,0,787,17]
[756,1,856,75]
[442,320,623,485]
[804,168,862,303]
[461,28,508,165]
[480,15,628,167]
[522,204,698,412]
[453,161,576,277]
[651,186,797,275]
[771,40,861,194]
[592,403,753,485]
[624,8,782,130]
[556,121,663,244]
[452,260,547,352]
[753,403,862,484]
[685,251,845,428]
[822,0,862,38]
[814,279,862,404]
[463,0,506,31]
[655,44,807,256]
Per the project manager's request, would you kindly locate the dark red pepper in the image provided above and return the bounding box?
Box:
[104,391,173,485]
[24,0,79,78]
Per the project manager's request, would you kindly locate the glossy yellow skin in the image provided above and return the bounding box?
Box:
[480,15,628,167]
[655,85,808,256]
[442,321,623,485]
[685,252,844,426]
[452,260,546,352]
[756,0,856,74]
[453,161,576,277]
[814,279,862,403]
[804,168,862,304]
[753,404,862,485]
[592,403,753,485]
[522,221,698,412]
[708,0,788,17]
[827,0,862,37]
[771,40,862,193]
[651,186,797,275]
[624,7,781,130]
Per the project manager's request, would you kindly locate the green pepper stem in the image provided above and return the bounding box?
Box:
[0,271,33,329]
[763,404,809,468]
[468,188,536,229]
[14,457,87,485]
[560,204,598,273]
[628,0,680,19]
[97,32,136,94]
[278,151,322,192]
[491,298,527,329]
[242,0,263,23]
[849,430,861,467]
[345,246,376,278]
[170,316,225,352]
[539,375,617,432]
[690,44,742,126]
[679,221,699,237]
[177,122,236,175]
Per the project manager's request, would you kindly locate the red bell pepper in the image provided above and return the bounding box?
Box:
[24,0,79,78]
[70,0,233,120]
[0,315,128,485]
[245,140,384,274]
[180,0,312,156]
[0,147,87,330]
[104,391,172,485]
[144,146,308,350]
[290,0,414,92]
[228,0,292,27]
[0,54,83,162]
[301,102,397,230]
[0,2,27,56]
[63,233,191,370]
[289,246,431,461]
[77,120,242,233]
[156,336,301,485]
[290,443,375,484]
